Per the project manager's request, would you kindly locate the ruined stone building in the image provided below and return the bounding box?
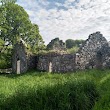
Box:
[12,42,37,74]
[75,32,109,69]
[47,38,66,51]
[37,32,110,73]
[12,42,27,74]
[12,32,110,73]
[37,53,76,73]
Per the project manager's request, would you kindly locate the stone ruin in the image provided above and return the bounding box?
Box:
[76,31,109,69]
[37,52,76,73]
[37,32,110,72]
[12,32,110,73]
[12,42,27,74]
[12,41,37,74]
[47,38,66,51]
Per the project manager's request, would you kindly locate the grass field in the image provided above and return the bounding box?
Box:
[0,69,110,110]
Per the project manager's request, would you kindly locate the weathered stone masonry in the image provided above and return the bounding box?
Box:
[12,32,110,73]
[12,42,27,73]
[37,53,76,72]
[12,42,37,73]
[37,32,110,72]
[76,32,109,69]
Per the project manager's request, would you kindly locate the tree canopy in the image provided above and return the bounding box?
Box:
[0,3,32,45]
[0,1,45,54]
[0,0,16,5]
[26,24,45,53]
[66,39,85,49]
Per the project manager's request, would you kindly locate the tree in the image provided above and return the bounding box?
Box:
[26,24,45,53]
[0,2,45,54]
[0,3,32,45]
[66,39,85,49]
[0,1,45,68]
[66,39,75,49]
[0,0,16,5]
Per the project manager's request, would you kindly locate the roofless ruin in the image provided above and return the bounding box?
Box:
[12,32,110,74]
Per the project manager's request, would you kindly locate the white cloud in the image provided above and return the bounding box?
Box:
[17,0,110,44]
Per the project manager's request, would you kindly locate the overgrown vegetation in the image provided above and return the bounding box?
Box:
[67,46,79,53]
[0,69,110,110]
[0,44,12,68]
[0,53,11,69]
[0,0,45,68]
[65,39,85,53]
[0,0,45,53]
[66,39,85,49]
[0,2,110,109]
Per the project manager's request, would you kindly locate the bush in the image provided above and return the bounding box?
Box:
[0,53,12,69]
[67,46,79,53]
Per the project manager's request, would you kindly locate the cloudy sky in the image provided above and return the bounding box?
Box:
[17,0,110,44]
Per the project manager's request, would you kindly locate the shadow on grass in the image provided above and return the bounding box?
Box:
[0,69,47,79]
[0,69,109,82]
[0,79,99,110]
[0,69,77,79]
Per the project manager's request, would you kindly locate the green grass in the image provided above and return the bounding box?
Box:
[67,46,79,53]
[0,69,110,110]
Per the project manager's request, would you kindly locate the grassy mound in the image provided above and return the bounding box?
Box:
[0,71,99,110]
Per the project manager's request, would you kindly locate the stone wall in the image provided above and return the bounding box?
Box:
[27,55,38,70]
[37,32,110,72]
[76,32,109,69]
[47,38,66,51]
[12,42,37,74]
[37,53,76,72]
[12,32,110,73]
[99,45,110,68]
[12,42,27,73]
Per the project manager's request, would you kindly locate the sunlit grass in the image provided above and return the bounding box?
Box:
[0,69,110,110]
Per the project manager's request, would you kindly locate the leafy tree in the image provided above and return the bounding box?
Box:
[75,40,85,47]
[0,5,10,53]
[0,2,45,54]
[66,39,85,49]
[0,1,45,68]
[0,0,16,5]
[26,24,45,54]
[66,39,75,49]
[0,3,32,45]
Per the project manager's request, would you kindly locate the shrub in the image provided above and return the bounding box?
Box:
[0,53,12,69]
[67,46,79,53]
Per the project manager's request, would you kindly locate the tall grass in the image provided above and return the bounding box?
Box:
[0,71,99,110]
[0,69,110,110]
[93,71,110,110]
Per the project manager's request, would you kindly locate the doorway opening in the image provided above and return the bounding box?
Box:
[17,58,20,74]
[49,62,52,73]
